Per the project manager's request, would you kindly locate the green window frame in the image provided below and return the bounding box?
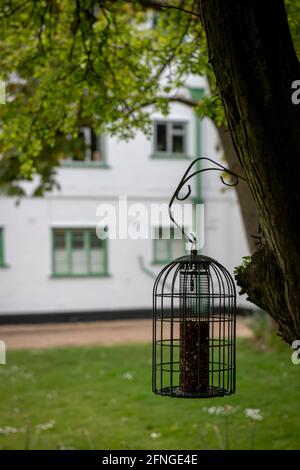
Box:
[152,226,187,264]
[152,120,189,159]
[52,227,109,277]
[0,228,6,267]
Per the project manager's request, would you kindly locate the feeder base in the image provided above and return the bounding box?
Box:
[156,386,232,399]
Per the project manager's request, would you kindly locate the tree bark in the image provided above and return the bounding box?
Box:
[198,0,300,343]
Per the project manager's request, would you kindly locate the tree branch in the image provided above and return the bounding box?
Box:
[140,93,199,108]
[126,0,200,17]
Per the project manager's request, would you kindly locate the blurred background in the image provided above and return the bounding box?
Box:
[0,75,249,320]
[0,74,298,450]
[0,1,299,451]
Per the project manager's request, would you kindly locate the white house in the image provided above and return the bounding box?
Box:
[0,77,250,320]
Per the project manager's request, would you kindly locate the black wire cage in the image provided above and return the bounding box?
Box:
[152,158,241,399]
[152,250,236,399]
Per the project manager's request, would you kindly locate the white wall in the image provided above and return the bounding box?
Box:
[0,93,251,314]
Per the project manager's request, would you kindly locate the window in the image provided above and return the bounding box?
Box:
[151,12,159,28]
[64,127,105,165]
[52,228,108,277]
[153,226,186,264]
[153,121,187,157]
[0,228,6,267]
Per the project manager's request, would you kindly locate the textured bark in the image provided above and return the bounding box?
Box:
[217,125,259,253]
[198,0,300,343]
[236,246,295,343]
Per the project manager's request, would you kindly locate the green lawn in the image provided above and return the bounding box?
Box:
[0,338,299,450]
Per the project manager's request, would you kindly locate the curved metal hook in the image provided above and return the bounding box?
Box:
[168,157,246,245]
[176,183,192,201]
[220,172,239,187]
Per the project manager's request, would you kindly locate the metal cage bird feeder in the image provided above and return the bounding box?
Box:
[152,158,243,398]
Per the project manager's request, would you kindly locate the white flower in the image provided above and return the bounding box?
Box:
[122,372,134,380]
[244,408,263,421]
[35,420,55,432]
[207,405,237,416]
[0,426,25,435]
[150,432,161,439]
[207,406,224,415]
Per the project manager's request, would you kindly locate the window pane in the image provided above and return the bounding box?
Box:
[90,231,103,249]
[54,250,69,273]
[172,239,185,259]
[72,131,86,161]
[172,134,184,153]
[91,130,103,162]
[154,226,170,261]
[157,226,171,239]
[54,230,66,249]
[151,12,159,27]
[72,230,84,249]
[156,123,167,152]
[71,230,87,274]
[90,248,105,273]
[171,227,182,239]
[72,250,87,273]
[171,227,185,258]
[90,231,104,273]
[54,230,68,273]
[172,123,184,130]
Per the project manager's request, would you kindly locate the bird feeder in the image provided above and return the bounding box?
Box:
[152,158,239,398]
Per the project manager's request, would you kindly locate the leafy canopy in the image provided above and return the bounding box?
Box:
[0,0,298,194]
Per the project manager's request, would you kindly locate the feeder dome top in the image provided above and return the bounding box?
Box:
[172,253,218,264]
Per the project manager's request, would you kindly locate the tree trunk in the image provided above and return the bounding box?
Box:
[198,0,300,344]
[217,125,259,254]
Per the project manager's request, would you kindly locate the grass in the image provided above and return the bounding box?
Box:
[0,338,299,450]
